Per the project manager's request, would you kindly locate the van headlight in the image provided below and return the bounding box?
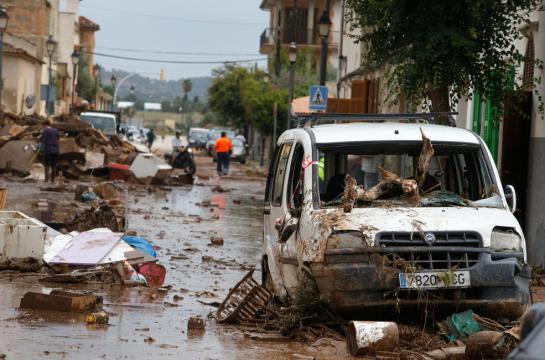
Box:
[490,229,523,252]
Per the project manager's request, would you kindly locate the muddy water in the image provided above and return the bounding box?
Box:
[0,161,347,359]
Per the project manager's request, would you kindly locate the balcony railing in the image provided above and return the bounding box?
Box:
[260,27,339,49]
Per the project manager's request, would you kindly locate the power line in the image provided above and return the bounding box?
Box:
[81,5,267,26]
[95,46,260,57]
[87,51,268,64]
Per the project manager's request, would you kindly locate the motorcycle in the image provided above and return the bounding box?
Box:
[165,147,197,175]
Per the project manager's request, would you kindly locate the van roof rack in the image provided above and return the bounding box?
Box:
[292,112,457,128]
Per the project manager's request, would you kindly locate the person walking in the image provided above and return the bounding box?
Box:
[214,131,233,175]
[41,120,59,183]
[147,128,156,150]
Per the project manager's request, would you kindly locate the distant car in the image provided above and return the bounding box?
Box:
[188,128,209,150]
[80,112,117,136]
[206,129,237,156]
[231,137,247,164]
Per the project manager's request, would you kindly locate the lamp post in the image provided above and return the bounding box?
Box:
[92,64,100,108]
[318,8,331,86]
[110,74,117,111]
[70,50,79,111]
[46,35,57,116]
[0,7,9,115]
[287,42,297,130]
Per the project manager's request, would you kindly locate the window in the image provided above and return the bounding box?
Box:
[286,144,305,210]
[317,142,499,208]
[264,146,280,204]
[271,143,293,207]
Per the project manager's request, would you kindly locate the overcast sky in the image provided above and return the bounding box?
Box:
[76,0,269,80]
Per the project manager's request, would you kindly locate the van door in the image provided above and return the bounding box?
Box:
[263,142,293,298]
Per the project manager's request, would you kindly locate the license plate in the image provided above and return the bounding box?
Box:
[399,271,470,289]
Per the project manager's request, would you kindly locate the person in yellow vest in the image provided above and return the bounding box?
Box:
[214,132,233,175]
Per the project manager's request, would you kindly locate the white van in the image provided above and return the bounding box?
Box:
[262,114,530,320]
[80,112,117,136]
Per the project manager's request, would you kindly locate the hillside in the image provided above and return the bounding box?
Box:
[100,68,212,103]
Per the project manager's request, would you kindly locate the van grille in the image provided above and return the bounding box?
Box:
[377,232,482,270]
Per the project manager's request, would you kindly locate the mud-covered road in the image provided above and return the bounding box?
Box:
[0,155,348,360]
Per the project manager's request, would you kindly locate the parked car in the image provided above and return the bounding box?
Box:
[188,127,209,150]
[205,129,237,156]
[231,137,248,164]
[262,113,530,320]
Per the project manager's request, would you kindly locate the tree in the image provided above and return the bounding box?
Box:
[208,65,252,133]
[76,52,95,102]
[183,79,193,98]
[346,0,541,120]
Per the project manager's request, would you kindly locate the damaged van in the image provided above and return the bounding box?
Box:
[262,114,530,319]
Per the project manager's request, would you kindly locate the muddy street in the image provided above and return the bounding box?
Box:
[0,155,349,360]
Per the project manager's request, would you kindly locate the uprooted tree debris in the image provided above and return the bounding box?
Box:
[342,128,435,212]
[216,271,524,358]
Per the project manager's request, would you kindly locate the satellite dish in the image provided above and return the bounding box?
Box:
[25,95,36,109]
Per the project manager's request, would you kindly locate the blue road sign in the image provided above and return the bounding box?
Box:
[309,85,328,112]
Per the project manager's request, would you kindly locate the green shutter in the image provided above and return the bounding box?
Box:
[472,91,481,134]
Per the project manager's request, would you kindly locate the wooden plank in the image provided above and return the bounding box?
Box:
[19,291,98,312]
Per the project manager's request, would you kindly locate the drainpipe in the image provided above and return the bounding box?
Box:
[336,0,346,98]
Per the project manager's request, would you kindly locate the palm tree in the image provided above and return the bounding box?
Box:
[183,79,193,101]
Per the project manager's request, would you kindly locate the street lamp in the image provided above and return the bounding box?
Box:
[287,42,297,130]
[93,64,100,107]
[130,85,135,95]
[70,49,79,111]
[0,7,9,115]
[46,35,57,116]
[110,75,117,111]
[318,9,331,86]
[263,71,270,84]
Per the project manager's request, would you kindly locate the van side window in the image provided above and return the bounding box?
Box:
[264,146,280,204]
[271,143,293,207]
[287,144,305,210]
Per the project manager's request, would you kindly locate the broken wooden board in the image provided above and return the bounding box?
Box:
[48,230,121,266]
[19,291,99,312]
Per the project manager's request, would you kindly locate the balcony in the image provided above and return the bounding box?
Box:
[259,27,339,53]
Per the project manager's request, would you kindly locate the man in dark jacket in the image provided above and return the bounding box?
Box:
[147,129,156,150]
[41,120,59,183]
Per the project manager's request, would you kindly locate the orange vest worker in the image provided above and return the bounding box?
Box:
[215,136,232,153]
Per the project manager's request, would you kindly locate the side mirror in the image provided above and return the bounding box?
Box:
[505,185,517,214]
[279,217,299,243]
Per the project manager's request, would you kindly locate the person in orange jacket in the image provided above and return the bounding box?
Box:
[214,131,233,175]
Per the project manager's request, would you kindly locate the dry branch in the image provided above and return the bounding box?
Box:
[416,128,435,189]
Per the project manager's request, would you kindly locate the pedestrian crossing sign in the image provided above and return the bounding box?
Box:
[309,85,328,112]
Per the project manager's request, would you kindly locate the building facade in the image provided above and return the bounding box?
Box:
[259,0,342,88]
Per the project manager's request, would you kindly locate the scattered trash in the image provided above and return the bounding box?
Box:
[86,311,109,325]
[346,321,399,356]
[188,316,205,331]
[122,235,157,258]
[209,237,224,246]
[0,187,6,209]
[20,290,101,312]
[440,310,482,341]
[216,270,272,324]
[137,263,166,287]
[0,211,47,260]
[80,192,98,202]
[465,331,507,359]
[130,153,172,185]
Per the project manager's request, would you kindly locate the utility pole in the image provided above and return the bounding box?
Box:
[274,8,282,78]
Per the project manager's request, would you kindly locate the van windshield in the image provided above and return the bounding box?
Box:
[81,114,116,135]
[317,141,502,209]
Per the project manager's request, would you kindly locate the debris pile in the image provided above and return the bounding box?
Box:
[217,273,525,358]
[41,228,164,287]
[0,112,176,185]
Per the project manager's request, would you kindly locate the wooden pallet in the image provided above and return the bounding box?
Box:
[216,269,272,324]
